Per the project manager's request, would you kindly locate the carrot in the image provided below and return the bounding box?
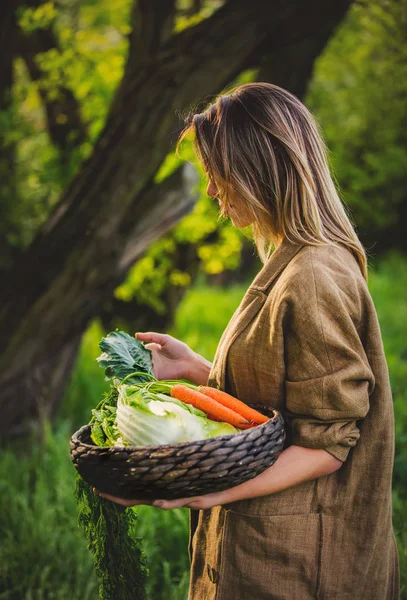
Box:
[170,384,251,428]
[204,412,223,422]
[205,413,256,428]
[198,386,269,425]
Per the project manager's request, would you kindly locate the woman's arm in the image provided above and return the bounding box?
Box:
[148,444,342,510]
[220,445,342,503]
[186,352,213,386]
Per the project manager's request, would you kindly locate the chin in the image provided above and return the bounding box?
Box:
[231,215,252,228]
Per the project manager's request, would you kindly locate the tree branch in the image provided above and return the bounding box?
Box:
[110,0,177,114]
[118,162,199,275]
[130,0,177,62]
[17,0,87,154]
[255,0,352,98]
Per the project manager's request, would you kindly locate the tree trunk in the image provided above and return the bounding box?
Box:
[0,0,352,439]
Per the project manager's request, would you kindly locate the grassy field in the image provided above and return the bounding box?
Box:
[1,252,406,599]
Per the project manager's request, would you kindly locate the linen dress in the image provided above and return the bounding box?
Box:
[187,238,399,600]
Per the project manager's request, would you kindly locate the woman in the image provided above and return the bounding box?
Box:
[97,83,399,599]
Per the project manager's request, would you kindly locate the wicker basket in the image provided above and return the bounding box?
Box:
[70,404,285,500]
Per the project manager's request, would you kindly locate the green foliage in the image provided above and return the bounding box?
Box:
[59,320,111,433]
[0,421,99,599]
[368,253,407,596]
[114,142,245,315]
[17,2,57,32]
[168,281,247,361]
[3,0,132,252]
[306,0,407,236]
[393,487,407,598]
[367,252,407,496]
[174,0,224,32]
[135,504,190,600]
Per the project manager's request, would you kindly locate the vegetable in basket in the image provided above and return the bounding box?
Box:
[89,374,270,448]
[74,331,154,600]
[74,330,269,599]
[115,383,241,446]
[91,376,270,445]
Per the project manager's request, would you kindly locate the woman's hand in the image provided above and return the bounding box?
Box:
[135,331,195,380]
[152,493,224,510]
[135,331,212,385]
[94,488,225,510]
[93,489,154,507]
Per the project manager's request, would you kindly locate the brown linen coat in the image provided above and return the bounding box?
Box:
[187,238,399,600]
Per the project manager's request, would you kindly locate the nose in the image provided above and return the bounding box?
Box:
[206,180,218,198]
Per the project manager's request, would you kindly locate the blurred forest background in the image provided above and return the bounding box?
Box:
[0,0,406,598]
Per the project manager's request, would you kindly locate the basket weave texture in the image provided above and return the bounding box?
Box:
[70,404,285,500]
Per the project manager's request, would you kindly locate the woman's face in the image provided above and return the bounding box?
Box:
[206,179,253,228]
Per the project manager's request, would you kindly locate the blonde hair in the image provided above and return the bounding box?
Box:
[176,82,368,280]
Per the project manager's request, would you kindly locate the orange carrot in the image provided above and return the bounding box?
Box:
[198,386,269,425]
[170,384,251,428]
[205,413,256,427]
[204,412,223,422]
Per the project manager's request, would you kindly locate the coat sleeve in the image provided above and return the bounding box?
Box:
[283,250,375,462]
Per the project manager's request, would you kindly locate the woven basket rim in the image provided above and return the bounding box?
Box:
[71,405,282,452]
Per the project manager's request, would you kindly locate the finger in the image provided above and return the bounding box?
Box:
[144,342,162,351]
[97,491,152,507]
[153,497,198,510]
[135,332,168,345]
[97,491,133,506]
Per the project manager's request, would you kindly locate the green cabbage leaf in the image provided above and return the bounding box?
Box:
[96,330,154,385]
[91,383,240,447]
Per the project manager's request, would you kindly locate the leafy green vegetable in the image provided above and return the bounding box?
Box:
[115,383,239,447]
[89,386,120,446]
[75,472,148,600]
[96,330,154,384]
[90,421,107,447]
[77,329,238,599]
[76,384,149,599]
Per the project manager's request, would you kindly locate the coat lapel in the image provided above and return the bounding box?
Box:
[209,238,305,391]
[248,236,307,292]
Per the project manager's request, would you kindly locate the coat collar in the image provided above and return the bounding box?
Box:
[248,237,306,294]
[209,238,306,392]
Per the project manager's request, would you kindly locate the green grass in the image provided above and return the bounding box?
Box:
[1,255,406,599]
[368,252,407,596]
[0,421,99,600]
[368,253,407,494]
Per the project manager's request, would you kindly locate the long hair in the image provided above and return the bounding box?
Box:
[176,82,368,280]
